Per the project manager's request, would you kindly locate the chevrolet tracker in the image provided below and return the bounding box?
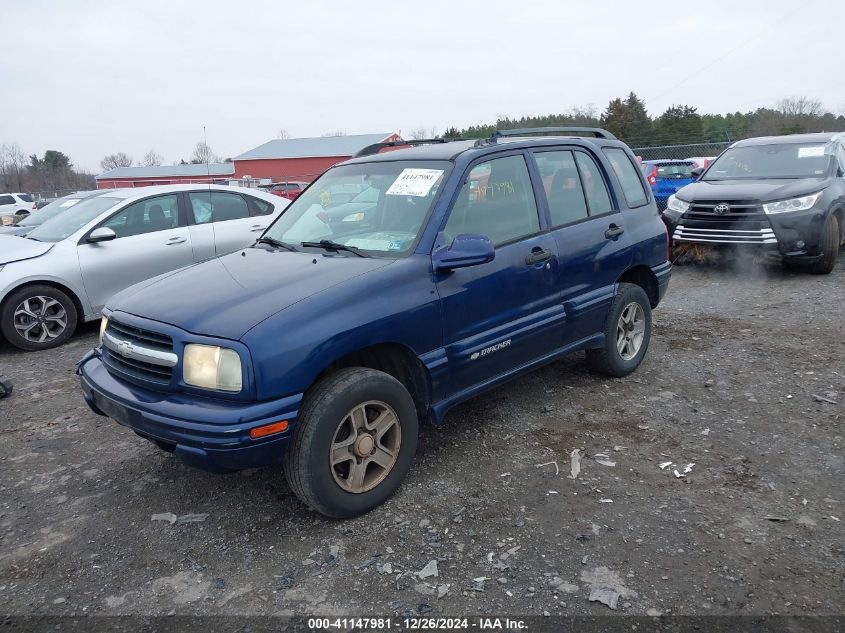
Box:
[663,132,845,274]
[78,127,672,518]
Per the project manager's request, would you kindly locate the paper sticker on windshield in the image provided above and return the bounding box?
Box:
[386,169,443,197]
[60,199,80,208]
[798,146,825,158]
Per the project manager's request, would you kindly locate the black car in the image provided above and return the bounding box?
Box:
[663,133,845,273]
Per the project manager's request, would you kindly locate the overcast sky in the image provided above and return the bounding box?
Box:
[2,0,842,172]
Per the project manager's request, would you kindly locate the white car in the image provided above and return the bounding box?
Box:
[0,184,288,350]
[0,193,37,224]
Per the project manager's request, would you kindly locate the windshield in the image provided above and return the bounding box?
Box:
[655,162,693,178]
[26,197,122,242]
[262,160,451,256]
[18,195,93,227]
[704,143,832,180]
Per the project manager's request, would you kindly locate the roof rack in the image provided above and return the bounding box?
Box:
[354,138,467,158]
[474,126,617,147]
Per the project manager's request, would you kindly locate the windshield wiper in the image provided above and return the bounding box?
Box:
[301,239,370,257]
[256,236,297,251]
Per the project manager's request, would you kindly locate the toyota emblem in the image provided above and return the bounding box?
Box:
[713,203,730,215]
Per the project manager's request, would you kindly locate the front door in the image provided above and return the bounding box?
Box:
[435,153,564,397]
[77,193,194,313]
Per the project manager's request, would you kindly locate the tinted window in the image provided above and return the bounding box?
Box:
[18,194,34,202]
[603,148,648,207]
[0,195,14,205]
[247,195,274,216]
[444,154,540,245]
[103,194,180,238]
[188,191,250,224]
[574,152,613,215]
[535,151,588,226]
[655,162,693,178]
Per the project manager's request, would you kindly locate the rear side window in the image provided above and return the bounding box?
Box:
[603,148,649,207]
[18,194,34,202]
[189,191,250,223]
[247,196,274,216]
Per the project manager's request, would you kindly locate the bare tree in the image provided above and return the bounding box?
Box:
[321,131,346,137]
[1,143,27,191]
[142,149,163,166]
[777,96,824,117]
[407,127,438,140]
[190,141,219,164]
[100,152,133,172]
[278,129,291,139]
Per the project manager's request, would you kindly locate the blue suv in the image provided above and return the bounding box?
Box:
[78,128,671,517]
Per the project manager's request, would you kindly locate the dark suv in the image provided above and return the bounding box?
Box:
[78,127,671,518]
[663,133,845,273]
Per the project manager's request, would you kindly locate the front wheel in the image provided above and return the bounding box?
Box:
[586,283,653,377]
[1,285,78,351]
[284,367,418,518]
[810,214,840,275]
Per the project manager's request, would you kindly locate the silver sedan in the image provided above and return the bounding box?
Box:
[0,184,288,350]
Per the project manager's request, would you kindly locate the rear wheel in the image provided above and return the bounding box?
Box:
[586,283,652,377]
[0,285,78,351]
[284,367,418,518]
[810,214,840,275]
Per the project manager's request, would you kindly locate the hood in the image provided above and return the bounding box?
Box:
[110,247,394,340]
[0,235,53,264]
[0,225,34,237]
[677,177,830,203]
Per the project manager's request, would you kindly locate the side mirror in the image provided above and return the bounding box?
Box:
[690,167,704,179]
[432,233,495,272]
[88,227,116,243]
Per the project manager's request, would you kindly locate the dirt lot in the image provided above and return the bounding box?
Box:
[0,256,843,619]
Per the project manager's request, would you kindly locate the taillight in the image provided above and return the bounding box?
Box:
[32,203,37,210]
[647,167,656,186]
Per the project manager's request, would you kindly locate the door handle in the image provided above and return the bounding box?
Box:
[525,247,553,265]
[250,225,267,232]
[604,224,624,239]
[165,236,186,245]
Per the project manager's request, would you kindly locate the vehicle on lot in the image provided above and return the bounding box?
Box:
[264,181,307,200]
[0,190,105,237]
[0,193,37,224]
[641,160,697,210]
[0,184,287,351]
[77,127,671,518]
[664,133,845,274]
[685,156,715,171]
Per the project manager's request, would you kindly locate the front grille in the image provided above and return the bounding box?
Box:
[101,319,175,385]
[685,200,764,219]
[674,199,778,245]
[673,225,777,245]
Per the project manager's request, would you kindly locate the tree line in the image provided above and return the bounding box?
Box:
[0,144,94,196]
[440,94,845,147]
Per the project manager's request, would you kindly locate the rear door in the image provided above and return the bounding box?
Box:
[532,148,632,345]
[187,191,274,256]
[77,193,194,313]
[435,152,563,396]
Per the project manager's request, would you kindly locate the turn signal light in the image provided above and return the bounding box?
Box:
[249,420,289,439]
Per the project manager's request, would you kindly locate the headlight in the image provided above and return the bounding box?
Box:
[666,194,690,214]
[99,317,108,344]
[763,192,822,215]
[183,344,243,392]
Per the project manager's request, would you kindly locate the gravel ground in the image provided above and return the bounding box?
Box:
[0,255,843,618]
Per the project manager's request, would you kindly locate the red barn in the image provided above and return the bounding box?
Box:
[232,133,401,184]
[96,163,234,189]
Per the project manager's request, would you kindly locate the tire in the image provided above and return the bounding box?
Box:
[809,214,839,275]
[0,285,78,351]
[586,282,653,377]
[284,367,419,518]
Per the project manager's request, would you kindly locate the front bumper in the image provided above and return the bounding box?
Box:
[78,350,302,473]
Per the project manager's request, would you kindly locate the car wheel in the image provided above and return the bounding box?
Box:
[810,214,839,275]
[284,367,418,518]
[586,282,652,377]
[0,285,78,351]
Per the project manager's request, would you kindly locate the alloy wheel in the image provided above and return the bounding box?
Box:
[13,296,68,343]
[616,302,645,361]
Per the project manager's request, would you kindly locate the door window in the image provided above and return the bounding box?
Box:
[574,152,613,215]
[102,194,179,238]
[535,150,588,226]
[603,147,648,207]
[246,195,274,216]
[0,195,14,205]
[188,191,250,224]
[444,154,540,245]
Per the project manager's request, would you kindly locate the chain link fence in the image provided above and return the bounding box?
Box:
[631,141,730,163]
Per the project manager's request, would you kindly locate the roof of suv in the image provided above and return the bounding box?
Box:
[344,132,625,165]
[732,132,838,148]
